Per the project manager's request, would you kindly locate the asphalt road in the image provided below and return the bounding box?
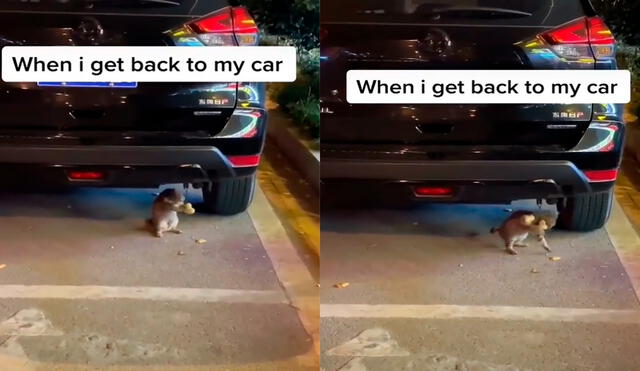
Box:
[320,199,640,371]
[0,184,317,370]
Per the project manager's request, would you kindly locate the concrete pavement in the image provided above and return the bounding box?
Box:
[320,198,640,371]
[0,181,318,370]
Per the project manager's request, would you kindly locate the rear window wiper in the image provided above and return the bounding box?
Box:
[82,0,182,6]
[132,0,181,5]
[421,6,533,18]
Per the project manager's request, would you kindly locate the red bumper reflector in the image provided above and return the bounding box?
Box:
[68,171,104,180]
[228,154,261,168]
[584,169,618,182]
[414,186,454,197]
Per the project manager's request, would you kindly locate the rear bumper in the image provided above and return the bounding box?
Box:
[322,157,618,204]
[323,159,593,192]
[0,145,233,173]
[0,106,267,187]
[321,120,624,203]
[0,145,256,188]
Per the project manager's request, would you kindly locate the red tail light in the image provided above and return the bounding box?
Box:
[542,17,615,60]
[543,18,589,45]
[67,171,104,181]
[588,17,615,45]
[191,10,234,34]
[168,7,258,46]
[228,154,261,168]
[414,187,454,197]
[584,169,618,183]
[231,8,259,34]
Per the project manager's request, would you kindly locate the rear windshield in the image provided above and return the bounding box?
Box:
[322,0,586,27]
[0,0,225,16]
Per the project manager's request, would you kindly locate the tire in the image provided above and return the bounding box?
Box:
[201,175,256,215]
[557,189,614,231]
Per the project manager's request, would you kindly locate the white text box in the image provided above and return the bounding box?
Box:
[346,70,630,104]
[2,46,297,82]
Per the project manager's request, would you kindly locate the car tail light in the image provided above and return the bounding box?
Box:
[414,187,454,197]
[228,154,261,168]
[67,171,105,181]
[168,7,258,46]
[542,17,615,60]
[583,169,618,182]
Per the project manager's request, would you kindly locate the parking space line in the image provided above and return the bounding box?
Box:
[0,285,286,304]
[249,186,320,356]
[321,304,640,324]
[607,200,640,303]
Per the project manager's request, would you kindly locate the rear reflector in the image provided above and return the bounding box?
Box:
[414,187,454,197]
[228,154,261,168]
[68,171,104,181]
[584,169,618,183]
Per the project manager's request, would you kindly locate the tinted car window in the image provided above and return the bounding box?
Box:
[323,0,586,26]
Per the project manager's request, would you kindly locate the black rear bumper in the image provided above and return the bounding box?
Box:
[0,145,234,173]
[321,159,615,204]
[323,159,592,192]
[0,145,254,188]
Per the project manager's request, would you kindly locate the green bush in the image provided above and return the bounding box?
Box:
[274,71,320,138]
[592,0,640,46]
[287,96,320,138]
[244,0,319,138]
[276,83,311,109]
[243,0,319,50]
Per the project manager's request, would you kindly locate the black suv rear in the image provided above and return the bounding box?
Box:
[0,0,265,214]
[321,0,625,231]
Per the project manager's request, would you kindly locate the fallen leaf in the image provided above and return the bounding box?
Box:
[109,245,115,249]
[195,239,207,244]
[549,256,561,262]
[334,282,350,289]
[531,268,539,273]
[458,264,464,268]
[0,264,6,269]
[177,250,186,256]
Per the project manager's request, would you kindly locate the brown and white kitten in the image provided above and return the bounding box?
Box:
[147,188,185,238]
[490,211,554,255]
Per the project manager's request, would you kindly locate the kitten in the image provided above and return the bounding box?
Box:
[491,211,554,255]
[147,188,185,238]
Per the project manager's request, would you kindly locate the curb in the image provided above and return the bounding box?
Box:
[248,186,320,359]
[606,200,640,304]
[266,109,320,193]
[624,120,640,164]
